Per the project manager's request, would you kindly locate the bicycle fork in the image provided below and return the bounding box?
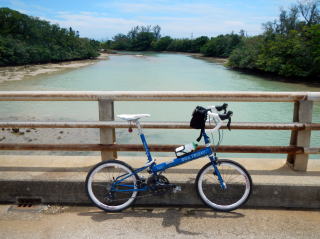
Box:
[209,155,227,190]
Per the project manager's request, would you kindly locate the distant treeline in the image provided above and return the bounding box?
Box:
[104,1,320,80]
[0,8,100,66]
[102,25,242,58]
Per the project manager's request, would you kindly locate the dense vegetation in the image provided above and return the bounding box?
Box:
[229,1,320,79]
[0,8,100,66]
[200,33,243,57]
[106,25,242,58]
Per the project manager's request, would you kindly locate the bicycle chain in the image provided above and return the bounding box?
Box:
[104,186,187,203]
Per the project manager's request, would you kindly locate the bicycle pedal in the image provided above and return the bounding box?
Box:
[173,186,181,193]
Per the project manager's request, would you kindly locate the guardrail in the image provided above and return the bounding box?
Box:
[0,91,319,171]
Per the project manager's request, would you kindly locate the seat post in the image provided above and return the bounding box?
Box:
[135,120,154,165]
[135,120,144,135]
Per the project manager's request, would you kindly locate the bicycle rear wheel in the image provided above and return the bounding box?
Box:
[196,159,252,211]
[85,160,139,212]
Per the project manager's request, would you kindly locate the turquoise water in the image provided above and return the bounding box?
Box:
[0,53,319,158]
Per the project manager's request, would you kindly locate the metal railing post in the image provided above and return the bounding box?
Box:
[98,99,117,160]
[287,100,313,171]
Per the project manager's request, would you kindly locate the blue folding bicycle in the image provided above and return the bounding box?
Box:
[85,104,252,212]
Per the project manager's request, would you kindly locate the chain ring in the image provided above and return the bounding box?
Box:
[147,175,171,196]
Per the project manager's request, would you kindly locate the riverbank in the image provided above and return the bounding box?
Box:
[0,53,109,83]
[164,51,229,65]
[187,53,228,65]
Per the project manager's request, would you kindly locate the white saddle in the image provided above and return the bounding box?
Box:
[117,114,151,121]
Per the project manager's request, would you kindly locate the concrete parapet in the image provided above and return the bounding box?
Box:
[0,155,319,209]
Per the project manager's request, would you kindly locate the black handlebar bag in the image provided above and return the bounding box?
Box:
[190,106,208,142]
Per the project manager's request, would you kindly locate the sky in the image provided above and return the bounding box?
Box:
[1,0,298,40]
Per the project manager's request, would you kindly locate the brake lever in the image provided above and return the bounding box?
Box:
[223,103,228,114]
[227,111,233,130]
[227,117,231,131]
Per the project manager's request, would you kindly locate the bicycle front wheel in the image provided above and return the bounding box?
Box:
[85,160,139,212]
[196,159,252,211]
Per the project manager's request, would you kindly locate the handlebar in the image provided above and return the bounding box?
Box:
[207,108,233,132]
[208,103,228,114]
[219,111,233,120]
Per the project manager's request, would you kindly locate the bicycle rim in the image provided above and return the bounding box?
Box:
[197,160,252,211]
[86,161,138,212]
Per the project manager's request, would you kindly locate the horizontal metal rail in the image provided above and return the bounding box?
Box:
[0,91,320,102]
[1,121,320,130]
[1,90,319,171]
[0,143,308,154]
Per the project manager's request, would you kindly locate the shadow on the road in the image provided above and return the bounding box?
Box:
[78,207,244,235]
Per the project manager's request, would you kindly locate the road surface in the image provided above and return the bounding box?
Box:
[1,205,319,239]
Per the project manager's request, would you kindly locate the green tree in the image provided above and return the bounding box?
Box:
[201,34,242,57]
[228,1,320,80]
[166,39,193,52]
[111,34,130,50]
[110,25,162,51]
[0,8,100,66]
[229,36,263,69]
[130,31,155,51]
[190,36,209,52]
[151,36,173,51]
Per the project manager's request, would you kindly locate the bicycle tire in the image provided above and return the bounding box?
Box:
[85,160,139,212]
[195,159,252,211]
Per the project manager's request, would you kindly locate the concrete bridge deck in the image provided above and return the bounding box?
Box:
[0,155,319,208]
[0,205,319,239]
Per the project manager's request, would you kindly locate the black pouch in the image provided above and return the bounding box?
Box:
[190,106,208,142]
[190,106,208,129]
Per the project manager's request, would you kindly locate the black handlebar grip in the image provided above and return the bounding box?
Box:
[219,111,233,130]
[215,103,228,113]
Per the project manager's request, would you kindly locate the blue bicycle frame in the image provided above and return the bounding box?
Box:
[111,126,227,193]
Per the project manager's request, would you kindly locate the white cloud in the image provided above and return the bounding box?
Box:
[115,2,224,15]
[45,12,144,39]
[11,0,294,39]
[107,1,271,37]
[42,9,265,39]
[159,18,261,38]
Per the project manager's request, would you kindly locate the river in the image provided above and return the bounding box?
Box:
[0,52,319,158]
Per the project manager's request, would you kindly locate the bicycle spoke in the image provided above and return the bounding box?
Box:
[86,161,138,212]
[196,160,252,211]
